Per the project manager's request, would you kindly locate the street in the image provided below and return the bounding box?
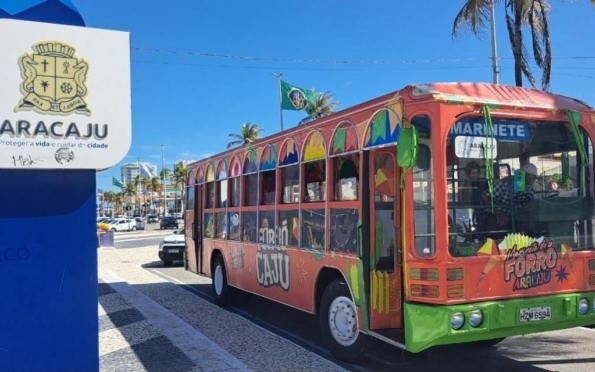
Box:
[106,229,595,372]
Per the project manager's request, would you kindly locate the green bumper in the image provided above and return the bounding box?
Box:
[404,292,595,353]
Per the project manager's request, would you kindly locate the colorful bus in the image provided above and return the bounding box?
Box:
[184,82,595,363]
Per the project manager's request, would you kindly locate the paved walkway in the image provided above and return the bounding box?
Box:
[98,246,345,372]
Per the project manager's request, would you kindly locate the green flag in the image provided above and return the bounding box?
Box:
[280,80,316,112]
[112,177,123,189]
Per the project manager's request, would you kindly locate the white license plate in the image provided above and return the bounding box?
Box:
[168,249,180,253]
[519,306,551,322]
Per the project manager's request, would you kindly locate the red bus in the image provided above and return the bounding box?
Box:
[184,82,595,363]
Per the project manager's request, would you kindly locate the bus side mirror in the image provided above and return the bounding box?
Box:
[397,126,418,168]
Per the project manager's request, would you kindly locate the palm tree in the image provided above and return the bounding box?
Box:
[227,122,264,148]
[305,90,340,119]
[147,176,162,214]
[103,191,115,217]
[172,163,187,214]
[452,0,595,91]
[160,168,172,215]
[112,192,124,216]
[123,181,136,215]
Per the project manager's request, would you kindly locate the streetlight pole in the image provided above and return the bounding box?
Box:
[272,73,284,131]
[137,157,142,216]
[161,144,166,217]
[490,0,500,84]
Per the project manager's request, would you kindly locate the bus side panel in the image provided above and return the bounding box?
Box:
[207,239,357,314]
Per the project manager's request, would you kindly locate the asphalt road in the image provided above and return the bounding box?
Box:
[115,228,595,371]
[145,262,595,372]
[113,223,182,249]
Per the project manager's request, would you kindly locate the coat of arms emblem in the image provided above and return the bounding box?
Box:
[16,41,90,115]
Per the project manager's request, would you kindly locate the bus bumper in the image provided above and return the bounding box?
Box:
[404,292,595,353]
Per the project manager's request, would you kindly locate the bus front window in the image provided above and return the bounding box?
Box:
[446,116,595,257]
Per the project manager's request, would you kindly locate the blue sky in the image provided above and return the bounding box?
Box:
[68,0,595,192]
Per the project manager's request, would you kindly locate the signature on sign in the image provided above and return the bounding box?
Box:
[12,155,44,167]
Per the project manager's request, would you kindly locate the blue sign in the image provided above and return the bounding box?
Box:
[0,2,99,372]
[449,117,530,142]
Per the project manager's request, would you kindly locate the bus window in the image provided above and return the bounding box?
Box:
[412,115,436,257]
[333,154,359,201]
[205,182,215,208]
[244,173,258,206]
[229,177,240,207]
[446,117,595,257]
[261,170,276,205]
[281,165,299,203]
[304,160,326,202]
[218,179,227,208]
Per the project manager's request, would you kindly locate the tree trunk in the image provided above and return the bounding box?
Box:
[513,0,523,87]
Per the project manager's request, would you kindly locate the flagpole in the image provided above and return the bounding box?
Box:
[272,73,284,131]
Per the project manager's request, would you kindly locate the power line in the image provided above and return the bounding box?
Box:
[131,59,494,71]
[131,46,595,65]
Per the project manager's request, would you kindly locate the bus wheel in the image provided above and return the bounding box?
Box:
[319,279,369,364]
[212,255,233,306]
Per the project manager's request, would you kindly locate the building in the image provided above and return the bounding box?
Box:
[175,160,195,168]
[120,162,159,184]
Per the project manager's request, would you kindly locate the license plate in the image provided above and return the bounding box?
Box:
[168,249,180,253]
[519,306,551,322]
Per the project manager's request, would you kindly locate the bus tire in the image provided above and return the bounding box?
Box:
[212,255,233,306]
[319,279,369,364]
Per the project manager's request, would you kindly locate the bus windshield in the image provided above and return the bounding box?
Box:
[446,116,595,257]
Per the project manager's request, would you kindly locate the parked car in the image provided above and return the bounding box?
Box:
[160,216,179,229]
[134,217,146,230]
[108,218,136,232]
[146,214,159,223]
[158,228,185,266]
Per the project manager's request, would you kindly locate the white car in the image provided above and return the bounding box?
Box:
[158,228,185,266]
[108,218,137,232]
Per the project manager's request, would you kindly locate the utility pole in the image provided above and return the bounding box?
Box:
[272,73,284,131]
[137,157,142,216]
[161,144,166,217]
[490,0,500,84]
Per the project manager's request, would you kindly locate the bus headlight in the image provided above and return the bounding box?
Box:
[578,298,589,315]
[592,298,595,313]
[451,312,465,330]
[469,310,483,327]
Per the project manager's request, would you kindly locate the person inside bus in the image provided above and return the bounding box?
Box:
[459,161,489,240]
[483,163,538,228]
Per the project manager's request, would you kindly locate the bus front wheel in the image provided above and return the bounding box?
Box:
[319,279,370,364]
[212,255,233,306]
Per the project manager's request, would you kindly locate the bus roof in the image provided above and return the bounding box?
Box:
[188,82,593,169]
[404,82,593,112]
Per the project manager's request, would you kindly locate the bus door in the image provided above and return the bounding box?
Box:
[187,184,204,274]
[367,148,403,330]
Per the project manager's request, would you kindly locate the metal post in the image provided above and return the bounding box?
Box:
[137,157,142,216]
[490,0,500,84]
[161,144,166,217]
[272,73,284,131]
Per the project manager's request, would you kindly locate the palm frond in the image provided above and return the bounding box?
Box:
[452,0,495,39]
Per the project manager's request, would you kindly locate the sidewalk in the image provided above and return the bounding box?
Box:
[98,247,346,372]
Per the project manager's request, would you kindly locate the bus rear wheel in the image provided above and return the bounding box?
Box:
[212,255,233,306]
[319,279,370,364]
